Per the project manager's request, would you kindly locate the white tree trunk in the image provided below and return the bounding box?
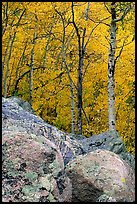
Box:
[108,3,116,131]
[70,82,75,135]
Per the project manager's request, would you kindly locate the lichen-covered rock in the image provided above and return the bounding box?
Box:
[2,97,84,166]
[2,96,135,202]
[2,96,34,113]
[2,131,72,202]
[2,97,135,171]
[79,131,135,171]
[65,149,135,202]
[96,194,117,202]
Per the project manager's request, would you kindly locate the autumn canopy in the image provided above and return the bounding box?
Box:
[2,2,135,154]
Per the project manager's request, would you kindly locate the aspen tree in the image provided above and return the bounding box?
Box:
[71,2,90,135]
[107,2,132,131]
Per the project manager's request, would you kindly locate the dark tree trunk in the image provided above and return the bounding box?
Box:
[77,54,84,135]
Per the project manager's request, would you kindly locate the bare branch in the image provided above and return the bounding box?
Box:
[13,65,47,93]
[104,2,111,14]
[85,2,90,20]
[84,22,100,50]
[89,15,111,27]
[71,2,81,43]
[82,28,86,50]
[2,2,9,36]
[116,35,134,49]
[113,5,131,22]
[114,36,128,63]
[62,55,90,125]
[105,35,110,44]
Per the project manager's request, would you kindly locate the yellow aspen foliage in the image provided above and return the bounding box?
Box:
[2,2,135,154]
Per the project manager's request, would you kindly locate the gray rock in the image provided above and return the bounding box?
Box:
[65,149,135,202]
[2,97,84,166]
[78,131,135,171]
[2,96,135,202]
[4,96,34,113]
[2,131,72,202]
[2,96,135,171]
[96,194,117,202]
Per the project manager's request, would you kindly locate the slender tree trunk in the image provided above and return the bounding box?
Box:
[43,37,50,69]
[15,41,28,80]
[2,34,12,89]
[107,2,133,131]
[54,2,91,135]
[62,55,76,135]
[71,2,83,135]
[60,11,76,134]
[77,3,90,135]
[108,2,116,131]
[62,54,76,135]
[70,81,75,134]
[4,32,16,98]
[29,48,34,107]
[42,25,53,70]
[3,8,26,97]
[2,2,9,37]
[71,2,90,135]
[77,54,84,135]
[29,30,36,107]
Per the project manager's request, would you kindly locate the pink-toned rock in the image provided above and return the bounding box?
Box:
[2,131,72,202]
[2,96,135,202]
[65,149,135,202]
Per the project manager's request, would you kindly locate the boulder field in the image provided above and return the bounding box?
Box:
[2,97,135,202]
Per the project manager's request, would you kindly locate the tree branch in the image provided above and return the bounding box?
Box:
[71,2,81,52]
[114,36,129,63]
[104,2,111,14]
[13,66,46,94]
[112,5,131,22]
[89,15,111,27]
[84,22,100,50]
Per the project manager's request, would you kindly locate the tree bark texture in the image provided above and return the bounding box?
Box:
[108,2,116,131]
[72,2,90,135]
[77,54,84,135]
[60,10,76,135]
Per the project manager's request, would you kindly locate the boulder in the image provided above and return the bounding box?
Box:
[3,96,34,113]
[2,96,135,202]
[79,131,135,171]
[2,97,84,166]
[2,97,135,171]
[65,149,135,202]
[2,131,72,202]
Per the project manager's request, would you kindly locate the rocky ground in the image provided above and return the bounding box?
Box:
[2,96,135,202]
